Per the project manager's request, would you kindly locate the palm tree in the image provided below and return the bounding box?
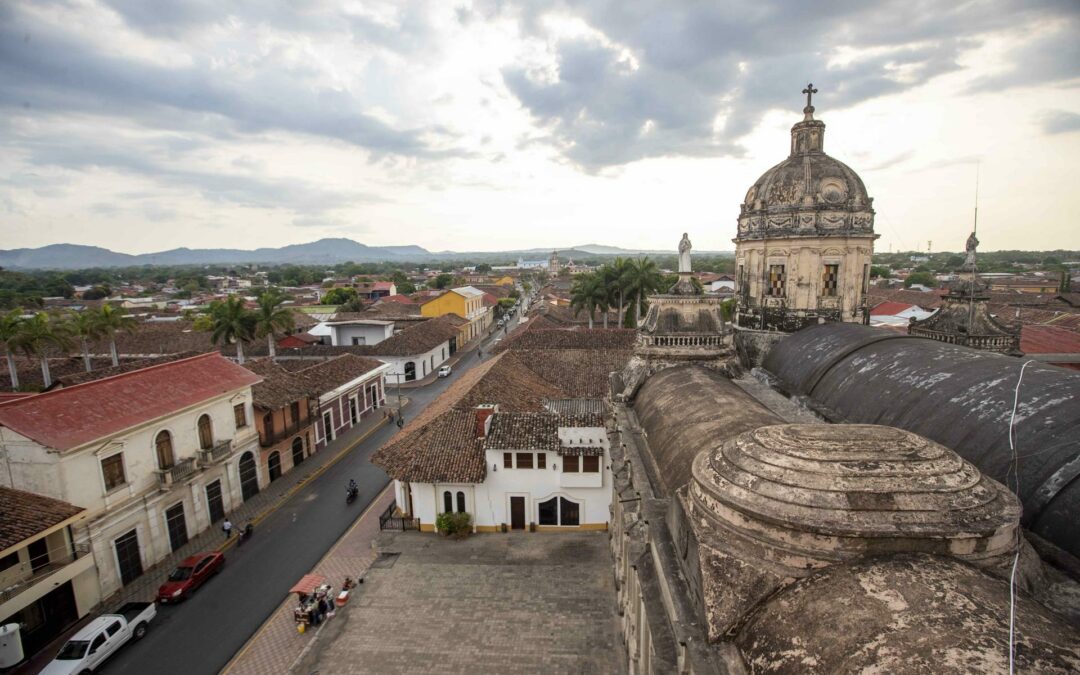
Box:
[0,310,23,390]
[10,312,73,388]
[68,311,105,373]
[253,291,295,361]
[91,304,137,367]
[570,273,608,330]
[602,258,631,327]
[209,296,256,364]
[622,257,664,327]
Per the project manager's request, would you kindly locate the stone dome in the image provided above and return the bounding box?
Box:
[736,104,876,240]
[687,424,1020,568]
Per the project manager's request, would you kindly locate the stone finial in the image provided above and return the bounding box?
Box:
[802,82,818,119]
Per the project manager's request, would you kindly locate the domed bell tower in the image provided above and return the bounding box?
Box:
[734,85,879,332]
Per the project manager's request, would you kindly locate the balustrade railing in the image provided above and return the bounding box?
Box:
[198,439,233,464]
[156,457,197,488]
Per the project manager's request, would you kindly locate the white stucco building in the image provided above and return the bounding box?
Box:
[0,354,262,599]
[381,405,611,533]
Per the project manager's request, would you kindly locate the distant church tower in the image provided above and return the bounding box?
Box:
[549,250,560,274]
[734,84,878,331]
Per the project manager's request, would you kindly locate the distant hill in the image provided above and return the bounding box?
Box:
[0,238,434,269]
[0,238,733,270]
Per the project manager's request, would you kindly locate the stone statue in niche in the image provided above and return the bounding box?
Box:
[678,233,692,273]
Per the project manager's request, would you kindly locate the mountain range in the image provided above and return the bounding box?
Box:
[0,238,730,270]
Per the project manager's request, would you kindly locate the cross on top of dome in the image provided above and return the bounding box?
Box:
[802,82,818,118]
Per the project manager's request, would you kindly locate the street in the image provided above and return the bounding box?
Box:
[100,312,520,675]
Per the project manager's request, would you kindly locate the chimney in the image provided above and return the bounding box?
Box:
[474,404,498,438]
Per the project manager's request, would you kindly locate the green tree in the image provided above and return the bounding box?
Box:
[396,280,416,295]
[67,311,105,373]
[91,304,137,367]
[601,258,631,326]
[10,312,73,388]
[869,265,891,279]
[570,272,609,329]
[433,274,454,289]
[253,291,295,361]
[904,271,937,288]
[621,257,664,327]
[81,285,111,300]
[0,310,22,390]
[208,296,256,364]
[339,296,366,312]
[475,263,492,274]
[323,287,358,305]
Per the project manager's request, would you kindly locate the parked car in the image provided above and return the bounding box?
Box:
[156,551,225,603]
[438,365,452,378]
[42,602,156,675]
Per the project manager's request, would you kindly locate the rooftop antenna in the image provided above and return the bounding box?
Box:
[968,162,981,329]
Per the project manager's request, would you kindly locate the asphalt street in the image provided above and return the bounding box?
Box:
[101,309,523,675]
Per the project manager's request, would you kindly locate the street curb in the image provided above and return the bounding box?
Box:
[216,401,408,555]
[220,482,393,675]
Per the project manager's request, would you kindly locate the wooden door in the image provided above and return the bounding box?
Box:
[510,496,526,531]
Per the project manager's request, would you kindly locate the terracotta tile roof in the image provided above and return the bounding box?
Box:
[293,354,385,392]
[510,349,628,398]
[378,294,417,305]
[1044,313,1080,332]
[364,302,423,318]
[494,327,636,353]
[243,359,313,410]
[1021,325,1080,354]
[870,301,916,316]
[0,353,262,451]
[472,285,513,299]
[454,351,564,412]
[0,486,85,551]
[51,352,204,388]
[483,412,604,451]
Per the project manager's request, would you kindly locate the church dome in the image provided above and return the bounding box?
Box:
[736,91,876,240]
[687,424,1019,566]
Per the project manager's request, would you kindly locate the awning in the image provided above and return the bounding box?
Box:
[289,574,327,595]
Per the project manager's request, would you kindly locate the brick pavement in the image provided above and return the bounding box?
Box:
[290,531,625,675]
[222,484,395,675]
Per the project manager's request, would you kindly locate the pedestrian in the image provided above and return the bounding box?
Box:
[222,518,233,540]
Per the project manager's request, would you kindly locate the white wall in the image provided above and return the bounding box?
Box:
[329,322,393,346]
[379,340,450,384]
[0,389,259,598]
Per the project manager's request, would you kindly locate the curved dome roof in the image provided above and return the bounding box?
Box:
[688,423,1019,565]
[736,107,876,241]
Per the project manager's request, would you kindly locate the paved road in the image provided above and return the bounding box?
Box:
[102,314,519,675]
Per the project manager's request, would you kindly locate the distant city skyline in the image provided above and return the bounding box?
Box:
[2,1,1078,255]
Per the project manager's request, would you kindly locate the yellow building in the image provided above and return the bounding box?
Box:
[421,286,491,343]
[493,276,515,287]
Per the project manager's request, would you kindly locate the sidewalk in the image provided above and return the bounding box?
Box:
[11,399,407,675]
[222,484,396,675]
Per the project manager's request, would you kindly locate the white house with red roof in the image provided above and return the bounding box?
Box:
[0,353,263,598]
[868,300,934,327]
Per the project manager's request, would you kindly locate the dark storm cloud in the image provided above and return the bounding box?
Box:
[0,2,455,158]
[499,0,1080,169]
[1039,110,1080,135]
[18,135,365,213]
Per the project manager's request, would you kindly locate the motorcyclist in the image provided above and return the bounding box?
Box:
[347,479,358,497]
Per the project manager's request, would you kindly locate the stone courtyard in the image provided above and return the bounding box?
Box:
[294,531,625,674]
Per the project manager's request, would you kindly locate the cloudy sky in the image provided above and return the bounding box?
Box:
[2,0,1078,255]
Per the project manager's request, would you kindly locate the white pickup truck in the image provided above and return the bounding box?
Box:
[42,602,156,675]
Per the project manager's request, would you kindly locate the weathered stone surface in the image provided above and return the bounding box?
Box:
[735,554,1080,674]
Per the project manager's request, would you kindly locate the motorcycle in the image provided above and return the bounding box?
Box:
[346,486,359,504]
[237,523,254,546]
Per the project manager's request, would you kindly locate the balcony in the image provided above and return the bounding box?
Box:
[0,544,93,612]
[260,418,310,447]
[198,439,234,465]
[156,457,198,489]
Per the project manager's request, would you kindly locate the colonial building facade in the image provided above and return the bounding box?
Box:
[734,86,878,331]
[0,354,262,599]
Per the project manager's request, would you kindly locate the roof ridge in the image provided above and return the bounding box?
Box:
[0,351,227,408]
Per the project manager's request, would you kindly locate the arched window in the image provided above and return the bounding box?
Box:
[443,490,453,514]
[268,451,282,481]
[456,491,466,513]
[291,437,305,466]
[197,414,213,450]
[155,430,174,470]
[404,361,416,382]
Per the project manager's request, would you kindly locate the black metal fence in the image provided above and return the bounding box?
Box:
[379,502,420,531]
